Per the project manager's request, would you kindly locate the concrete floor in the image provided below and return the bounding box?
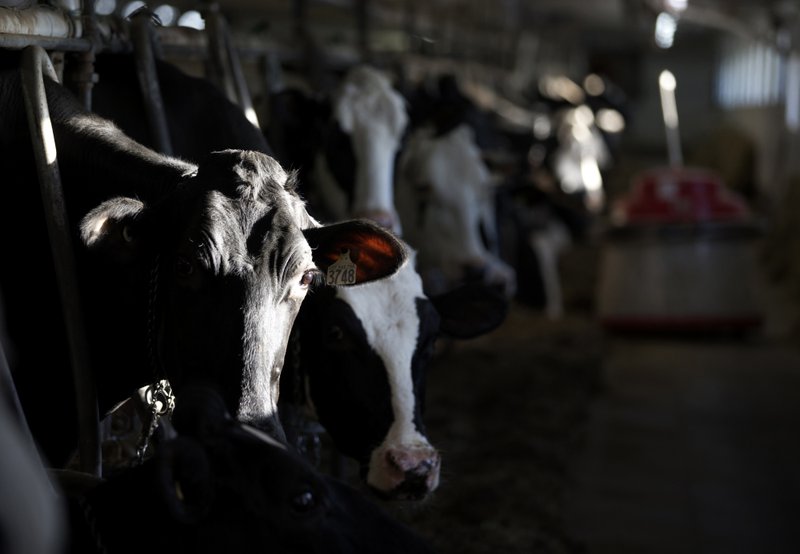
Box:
[562,277,800,553]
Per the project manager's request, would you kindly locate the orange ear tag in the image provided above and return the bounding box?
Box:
[326,250,358,286]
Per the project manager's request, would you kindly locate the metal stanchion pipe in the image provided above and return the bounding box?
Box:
[205,6,260,128]
[130,12,173,156]
[20,45,101,477]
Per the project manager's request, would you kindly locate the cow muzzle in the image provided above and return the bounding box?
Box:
[367,444,441,500]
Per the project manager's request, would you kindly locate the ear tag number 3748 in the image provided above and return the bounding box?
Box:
[326,250,357,286]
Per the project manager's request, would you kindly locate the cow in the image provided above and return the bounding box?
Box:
[67,385,434,553]
[396,122,517,299]
[281,253,507,500]
[0,65,406,469]
[266,64,408,233]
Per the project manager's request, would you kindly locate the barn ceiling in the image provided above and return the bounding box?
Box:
[129,0,800,75]
[170,0,797,37]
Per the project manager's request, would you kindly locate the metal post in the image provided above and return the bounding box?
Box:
[130,9,173,156]
[205,5,260,129]
[20,45,101,477]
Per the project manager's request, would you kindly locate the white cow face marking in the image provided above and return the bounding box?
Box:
[334,258,441,498]
[397,124,517,297]
[317,65,409,233]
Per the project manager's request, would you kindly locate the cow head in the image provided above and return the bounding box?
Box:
[397,123,517,297]
[316,65,408,233]
[283,253,507,500]
[81,385,433,553]
[79,150,406,439]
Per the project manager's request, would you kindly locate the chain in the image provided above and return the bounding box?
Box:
[133,255,175,465]
[134,379,175,465]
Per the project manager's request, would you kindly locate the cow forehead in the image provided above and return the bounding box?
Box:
[428,127,489,195]
[335,260,424,349]
[334,67,408,139]
[183,187,313,273]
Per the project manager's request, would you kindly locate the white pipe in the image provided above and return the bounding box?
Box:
[0,6,81,38]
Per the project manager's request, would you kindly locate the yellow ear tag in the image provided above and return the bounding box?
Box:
[326,250,357,286]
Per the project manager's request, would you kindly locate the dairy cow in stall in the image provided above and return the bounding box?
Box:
[267,65,408,233]
[281,255,506,500]
[396,122,518,299]
[0,64,406,469]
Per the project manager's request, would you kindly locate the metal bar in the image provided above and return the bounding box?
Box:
[130,11,173,156]
[204,6,237,104]
[0,33,92,51]
[204,5,260,128]
[220,16,260,128]
[20,45,101,477]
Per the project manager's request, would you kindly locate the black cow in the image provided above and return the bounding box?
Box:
[67,386,433,553]
[0,67,406,468]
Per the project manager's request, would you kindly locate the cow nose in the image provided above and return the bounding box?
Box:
[385,447,441,495]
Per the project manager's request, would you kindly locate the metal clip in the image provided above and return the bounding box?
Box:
[134,379,175,465]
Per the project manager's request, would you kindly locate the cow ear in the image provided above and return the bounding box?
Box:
[80,197,147,263]
[156,437,213,525]
[431,283,509,339]
[303,220,408,284]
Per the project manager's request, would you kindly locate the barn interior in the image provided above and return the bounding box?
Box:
[3,0,800,553]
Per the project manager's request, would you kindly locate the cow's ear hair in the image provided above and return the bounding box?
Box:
[431,283,509,339]
[303,220,408,284]
[156,437,213,525]
[80,197,147,263]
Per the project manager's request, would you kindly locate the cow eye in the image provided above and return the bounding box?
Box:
[175,256,194,277]
[300,270,319,288]
[122,225,134,243]
[291,489,318,514]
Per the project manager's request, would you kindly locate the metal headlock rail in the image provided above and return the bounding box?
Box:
[129,8,173,155]
[19,44,102,477]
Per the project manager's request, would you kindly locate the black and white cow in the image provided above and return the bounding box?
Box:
[282,254,507,500]
[267,64,408,233]
[68,385,434,553]
[396,122,517,299]
[0,66,406,468]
